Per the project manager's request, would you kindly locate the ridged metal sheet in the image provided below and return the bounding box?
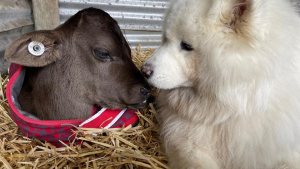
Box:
[123,30,162,50]
[58,0,169,49]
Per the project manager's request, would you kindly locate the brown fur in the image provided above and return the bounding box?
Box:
[5,8,150,120]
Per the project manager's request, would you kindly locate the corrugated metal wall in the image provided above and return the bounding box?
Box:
[0,0,34,74]
[58,0,169,50]
[59,0,300,50]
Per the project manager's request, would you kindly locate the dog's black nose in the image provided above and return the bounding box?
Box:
[141,64,154,79]
[140,87,151,98]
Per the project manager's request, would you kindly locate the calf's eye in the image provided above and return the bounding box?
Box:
[93,50,111,60]
[180,41,193,51]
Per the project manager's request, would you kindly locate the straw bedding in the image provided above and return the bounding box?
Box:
[0,45,168,169]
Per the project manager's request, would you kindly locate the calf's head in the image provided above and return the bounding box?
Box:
[5,8,150,120]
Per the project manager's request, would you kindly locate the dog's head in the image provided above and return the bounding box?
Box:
[143,0,279,90]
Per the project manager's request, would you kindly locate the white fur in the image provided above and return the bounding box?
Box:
[144,0,300,168]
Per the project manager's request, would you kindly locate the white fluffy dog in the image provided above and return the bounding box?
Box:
[142,0,300,168]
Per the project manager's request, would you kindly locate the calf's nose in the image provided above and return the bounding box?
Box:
[141,64,154,79]
[140,87,151,99]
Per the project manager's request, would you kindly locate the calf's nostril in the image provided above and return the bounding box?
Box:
[140,87,151,98]
[141,64,154,79]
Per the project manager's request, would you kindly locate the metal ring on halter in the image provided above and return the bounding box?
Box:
[28,41,45,56]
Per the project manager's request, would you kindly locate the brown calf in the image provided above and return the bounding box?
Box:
[5,8,151,120]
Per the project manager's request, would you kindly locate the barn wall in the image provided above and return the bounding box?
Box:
[58,0,169,49]
[0,0,34,74]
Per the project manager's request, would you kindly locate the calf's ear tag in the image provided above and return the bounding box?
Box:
[28,41,45,56]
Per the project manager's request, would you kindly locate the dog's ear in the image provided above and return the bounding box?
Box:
[5,31,61,67]
[226,0,251,32]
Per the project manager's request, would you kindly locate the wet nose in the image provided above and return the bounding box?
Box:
[140,87,151,99]
[141,64,154,79]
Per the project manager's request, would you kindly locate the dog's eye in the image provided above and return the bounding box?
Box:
[94,50,111,60]
[180,41,193,51]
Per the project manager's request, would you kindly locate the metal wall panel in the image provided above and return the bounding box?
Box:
[0,0,33,32]
[58,0,169,49]
[0,25,34,73]
[123,30,162,50]
[59,0,300,50]
[0,0,34,74]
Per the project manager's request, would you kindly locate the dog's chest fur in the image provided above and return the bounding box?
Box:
[158,89,300,169]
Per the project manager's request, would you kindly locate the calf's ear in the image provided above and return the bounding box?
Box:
[5,31,61,67]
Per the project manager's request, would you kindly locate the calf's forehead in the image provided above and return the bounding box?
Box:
[56,8,129,53]
[81,15,123,40]
[74,24,125,52]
